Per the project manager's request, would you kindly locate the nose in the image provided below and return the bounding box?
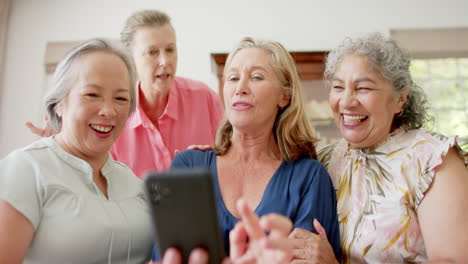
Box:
[340,88,357,108]
[234,77,250,96]
[99,99,117,118]
[158,52,168,66]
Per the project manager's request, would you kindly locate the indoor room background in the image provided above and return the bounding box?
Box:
[1,0,467,158]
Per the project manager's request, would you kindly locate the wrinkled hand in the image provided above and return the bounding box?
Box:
[230,199,293,264]
[288,219,338,264]
[25,116,57,137]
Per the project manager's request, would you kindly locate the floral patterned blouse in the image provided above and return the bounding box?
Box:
[318,128,467,263]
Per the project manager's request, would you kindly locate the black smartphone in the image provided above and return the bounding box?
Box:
[144,168,225,264]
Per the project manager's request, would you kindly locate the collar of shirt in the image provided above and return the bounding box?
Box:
[45,137,114,182]
[127,79,180,129]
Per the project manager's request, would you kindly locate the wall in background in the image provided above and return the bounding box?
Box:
[1,0,467,157]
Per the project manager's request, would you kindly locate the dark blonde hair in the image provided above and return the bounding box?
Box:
[214,37,317,160]
[120,9,173,49]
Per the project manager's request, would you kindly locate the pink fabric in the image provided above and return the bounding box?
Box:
[110,76,223,178]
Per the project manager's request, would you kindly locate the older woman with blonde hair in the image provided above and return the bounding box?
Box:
[153,37,341,260]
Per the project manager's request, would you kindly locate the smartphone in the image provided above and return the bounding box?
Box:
[144,168,225,264]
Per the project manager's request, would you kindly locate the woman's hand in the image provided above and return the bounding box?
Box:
[174,145,212,155]
[149,247,232,264]
[288,219,338,264]
[148,247,209,264]
[230,199,293,264]
[24,116,57,137]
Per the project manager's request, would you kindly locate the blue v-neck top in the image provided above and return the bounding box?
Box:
[169,149,340,258]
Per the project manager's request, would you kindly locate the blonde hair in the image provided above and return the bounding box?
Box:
[214,37,317,160]
[120,9,173,49]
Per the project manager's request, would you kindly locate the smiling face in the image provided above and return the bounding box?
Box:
[329,54,406,149]
[223,47,289,132]
[55,51,132,160]
[131,24,177,96]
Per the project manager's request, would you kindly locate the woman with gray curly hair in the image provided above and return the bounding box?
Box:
[288,33,468,263]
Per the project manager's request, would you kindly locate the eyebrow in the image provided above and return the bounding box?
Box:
[332,77,377,84]
[85,83,129,93]
[228,65,267,73]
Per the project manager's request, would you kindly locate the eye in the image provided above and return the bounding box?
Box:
[166,47,175,53]
[332,85,344,90]
[357,87,371,91]
[252,75,264,81]
[85,93,98,97]
[148,50,158,56]
[227,75,239,82]
[116,96,129,101]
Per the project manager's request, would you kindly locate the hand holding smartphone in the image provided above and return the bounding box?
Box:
[144,169,225,264]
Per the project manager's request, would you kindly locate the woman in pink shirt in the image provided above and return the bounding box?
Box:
[27,10,223,178]
[111,9,223,177]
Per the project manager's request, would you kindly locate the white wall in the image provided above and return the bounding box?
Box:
[1,0,467,158]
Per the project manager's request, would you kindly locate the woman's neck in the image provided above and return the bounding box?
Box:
[140,86,169,124]
[227,129,281,162]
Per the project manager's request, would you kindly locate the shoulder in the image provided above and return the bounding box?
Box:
[175,76,212,93]
[317,142,340,166]
[106,158,145,195]
[110,159,138,178]
[175,77,220,100]
[1,138,52,167]
[286,156,331,183]
[395,129,465,164]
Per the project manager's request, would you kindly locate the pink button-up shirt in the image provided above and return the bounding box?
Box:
[110,76,223,178]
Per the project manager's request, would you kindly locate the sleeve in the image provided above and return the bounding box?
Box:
[414,133,468,207]
[170,150,194,169]
[317,143,337,169]
[0,151,43,229]
[292,162,341,259]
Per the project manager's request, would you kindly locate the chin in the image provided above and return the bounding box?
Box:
[341,131,366,147]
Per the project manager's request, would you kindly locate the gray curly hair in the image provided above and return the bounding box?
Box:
[324,32,431,129]
[45,38,136,131]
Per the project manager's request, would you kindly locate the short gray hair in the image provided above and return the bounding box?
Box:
[45,38,136,131]
[324,32,431,129]
[120,9,173,49]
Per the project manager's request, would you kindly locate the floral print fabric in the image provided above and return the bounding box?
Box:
[318,128,467,263]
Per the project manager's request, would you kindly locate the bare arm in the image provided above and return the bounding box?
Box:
[0,200,34,264]
[417,147,468,263]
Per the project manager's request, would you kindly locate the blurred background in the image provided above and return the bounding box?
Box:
[1,0,467,157]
